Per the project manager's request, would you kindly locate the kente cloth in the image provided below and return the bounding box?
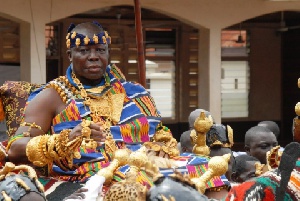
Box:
[162,153,230,190]
[225,168,300,201]
[27,64,162,181]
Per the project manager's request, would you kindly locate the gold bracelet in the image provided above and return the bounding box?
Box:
[26,135,51,167]
[55,129,71,157]
[20,122,45,133]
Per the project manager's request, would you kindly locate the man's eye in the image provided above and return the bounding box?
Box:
[80,49,89,53]
[260,145,269,149]
[96,48,106,53]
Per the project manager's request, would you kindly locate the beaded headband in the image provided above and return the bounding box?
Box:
[66,21,111,48]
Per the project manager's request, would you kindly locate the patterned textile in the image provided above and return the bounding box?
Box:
[225,168,300,201]
[0,81,41,137]
[26,64,162,181]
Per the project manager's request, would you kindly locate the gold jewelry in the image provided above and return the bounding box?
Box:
[191,112,212,156]
[20,122,45,134]
[26,135,51,167]
[26,129,83,169]
[255,162,265,176]
[97,149,130,185]
[192,153,231,194]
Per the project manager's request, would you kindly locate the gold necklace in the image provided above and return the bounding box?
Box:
[72,72,113,137]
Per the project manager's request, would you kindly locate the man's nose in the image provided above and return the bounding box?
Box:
[88,49,99,61]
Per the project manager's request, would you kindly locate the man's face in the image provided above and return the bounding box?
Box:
[247,131,278,164]
[236,161,259,182]
[69,43,109,81]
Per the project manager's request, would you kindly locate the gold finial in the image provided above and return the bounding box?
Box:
[103,147,148,201]
[71,31,76,39]
[93,34,98,44]
[295,102,300,116]
[192,112,213,156]
[97,149,130,185]
[128,146,148,171]
[192,153,230,194]
[0,162,15,176]
[298,78,300,88]
[84,36,90,45]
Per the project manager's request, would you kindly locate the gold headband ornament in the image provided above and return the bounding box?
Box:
[66,22,111,48]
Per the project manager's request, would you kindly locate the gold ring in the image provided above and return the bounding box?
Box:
[81,127,91,138]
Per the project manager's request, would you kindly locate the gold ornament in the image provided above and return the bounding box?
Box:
[93,34,98,44]
[72,72,125,140]
[97,149,130,185]
[192,153,230,194]
[71,31,76,39]
[295,102,300,116]
[26,129,83,169]
[293,117,300,143]
[84,36,90,45]
[145,126,180,158]
[255,162,265,176]
[80,119,97,150]
[192,112,213,156]
[266,145,282,171]
[75,38,80,47]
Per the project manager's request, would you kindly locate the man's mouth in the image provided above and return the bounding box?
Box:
[87,66,102,73]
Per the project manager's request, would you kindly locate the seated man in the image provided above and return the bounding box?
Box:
[244,126,278,164]
[7,21,163,182]
[4,21,229,200]
[231,154,262,183]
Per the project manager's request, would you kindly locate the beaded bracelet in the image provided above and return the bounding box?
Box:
[6,133,30,152]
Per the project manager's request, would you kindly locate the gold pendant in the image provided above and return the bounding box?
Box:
[89,98,111,123]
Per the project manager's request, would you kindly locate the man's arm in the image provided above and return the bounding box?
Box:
[7,88,64,164]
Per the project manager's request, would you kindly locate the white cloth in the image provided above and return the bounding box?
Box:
[64,175,105,201]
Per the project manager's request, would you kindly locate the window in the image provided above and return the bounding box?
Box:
[221,30,250,118]
[145,28,176,119]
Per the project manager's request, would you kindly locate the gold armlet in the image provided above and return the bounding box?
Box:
[26,129,83,168]
[26,135,51,167]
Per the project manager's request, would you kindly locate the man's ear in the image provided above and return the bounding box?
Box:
[67,50,72,62]
[245,145,250,155]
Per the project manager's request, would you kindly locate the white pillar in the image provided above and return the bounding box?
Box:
[198,27,222,123]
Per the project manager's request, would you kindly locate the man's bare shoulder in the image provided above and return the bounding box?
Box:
[26,87,64,112]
